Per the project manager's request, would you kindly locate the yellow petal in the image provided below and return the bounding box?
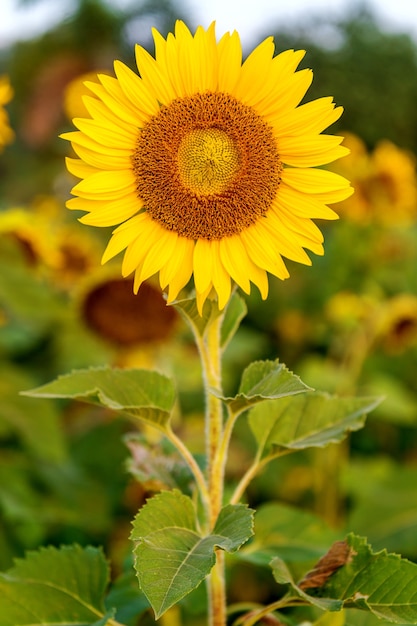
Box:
[217,30,242,92]
[233,37,275,105]
[113,60,159,117]
[139,228,178,283]
[71,141,132,170]
[269,97,343,135]
[85,80,145,126]
[219,235,251,293]
[65,156,98,179]
[240,222,292,276]
[101,213,148,263]
[72,169,136,200]
[278,135,350,167]
[79,194,142,227]
[275,185,339,220]
[193,238,213,293]
[73,117,137,148]
[161,237,194,300]
[121,222,160,277]
[210,240,232,310]
[281,167,352,195]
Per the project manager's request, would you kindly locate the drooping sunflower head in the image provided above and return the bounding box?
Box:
[0,76,14,151]
[62,21,353,314]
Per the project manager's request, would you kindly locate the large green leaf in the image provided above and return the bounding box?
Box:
[217,359,311,415]
[239,502,341,567]
[249,392,380,455]
[272,534,417,623]
[131,490,253,618]
[0,545,110,625]
[22,366,176,431]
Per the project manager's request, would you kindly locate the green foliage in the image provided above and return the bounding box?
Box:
[0,545,112,625]
[219,359,312,414]
[290,533,417,623]
[248,393,381,455]
[271,533,417,622]
[240,502,341,566]
[131,490,254,618]
[23,366,176,431]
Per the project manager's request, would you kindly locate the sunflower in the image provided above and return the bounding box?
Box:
[62,21,352,313]
[0,76,14,151]
[333,133,417,225]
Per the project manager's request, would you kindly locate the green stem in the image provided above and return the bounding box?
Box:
[166,426,210,513]
[230,449,289,505]
[197,314,225,527]
[235,596,305,626]
[195,311,227,626]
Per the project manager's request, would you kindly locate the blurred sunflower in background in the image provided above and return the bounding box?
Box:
[62,21,352,313]
[333,133,417,225]
[0,76,14,151]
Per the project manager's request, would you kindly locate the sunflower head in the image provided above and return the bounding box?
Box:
[62,21,352,314]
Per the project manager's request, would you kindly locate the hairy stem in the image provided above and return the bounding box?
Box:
[196,312,227,626]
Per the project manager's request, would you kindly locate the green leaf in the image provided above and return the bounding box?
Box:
[131,490,253,618]
[0,545,109,625]
[300,534,417,623]
[22,366,176,431]
[249,392,381,456]
[218,359,312,414]
[239,502,340,566]
[220,291,247,350]
[271,554,342,612]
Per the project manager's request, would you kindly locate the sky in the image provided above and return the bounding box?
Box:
[2,0,417,49]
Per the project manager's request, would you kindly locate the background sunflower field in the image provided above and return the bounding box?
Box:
[1,1,417,625]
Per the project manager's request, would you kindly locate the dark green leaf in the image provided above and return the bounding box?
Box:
[22,366,176,431]
[0,545,109,625]
[131,490,253,618]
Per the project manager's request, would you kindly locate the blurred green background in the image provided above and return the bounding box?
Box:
[1,1,417,623]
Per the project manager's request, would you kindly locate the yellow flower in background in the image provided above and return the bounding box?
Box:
[62,21,352,312]
[333,133,417,225]
[63,70,112,120]
[376,294,417,354]
[0,197,102,287]
[0,76,14,150]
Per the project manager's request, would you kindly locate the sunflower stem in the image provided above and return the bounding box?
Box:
[196,309,227,626]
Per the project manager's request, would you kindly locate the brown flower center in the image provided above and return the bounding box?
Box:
[133,91,281,240]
